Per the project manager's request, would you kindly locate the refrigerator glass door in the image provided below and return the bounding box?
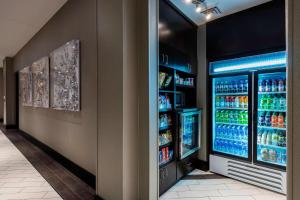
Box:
[256,72,287,167]
[212,75,250,159]
[179,111,201,159]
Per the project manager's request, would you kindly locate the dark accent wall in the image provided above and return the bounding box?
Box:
[207,0,286,61]
[13,0,97,175]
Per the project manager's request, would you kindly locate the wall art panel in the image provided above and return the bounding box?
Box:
[19,66,33,106]
[32,57,49,108]
[50,40,80,111]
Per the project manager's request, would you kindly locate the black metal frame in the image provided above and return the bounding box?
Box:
[208,72,253,163]
[253,67,287,171]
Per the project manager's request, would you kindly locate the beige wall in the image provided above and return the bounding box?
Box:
[197,25,208,162]
[97,0,158,198]
[0,68,4,120]
[288,0,300,199]
[13,0,97,175]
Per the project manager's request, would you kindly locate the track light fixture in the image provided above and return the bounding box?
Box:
[185,0,221,21]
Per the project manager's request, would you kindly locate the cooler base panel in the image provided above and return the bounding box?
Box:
[210,155,287,194]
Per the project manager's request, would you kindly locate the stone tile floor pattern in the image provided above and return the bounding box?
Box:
[0,131,62,200]
[160,169,286,200]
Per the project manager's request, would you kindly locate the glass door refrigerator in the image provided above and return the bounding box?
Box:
[177,109,202,160]
[211,74,252,161]
[209,51,287,194]
[254,70,287,170]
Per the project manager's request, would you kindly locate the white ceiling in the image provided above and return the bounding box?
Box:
[169,0,272,25]
[0,0,67,68]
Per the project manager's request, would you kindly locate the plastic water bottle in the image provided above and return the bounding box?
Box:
[242,142,248,157]
[243,126,248,141]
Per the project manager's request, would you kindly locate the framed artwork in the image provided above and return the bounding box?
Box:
[50,40,80,111]
[32,57,49,108]
[19,66,33,106]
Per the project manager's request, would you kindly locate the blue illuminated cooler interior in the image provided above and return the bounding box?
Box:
[212,75,249,158]
[256,72,287,167]
[210,51,287,75]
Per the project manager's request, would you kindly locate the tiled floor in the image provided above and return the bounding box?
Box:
[0,130,62,200]
[160,169,286,200]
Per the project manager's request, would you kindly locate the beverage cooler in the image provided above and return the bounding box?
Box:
[254,71,287,169]
[209,51,288,194]
[212,75,251,160]
[177,109,201,160]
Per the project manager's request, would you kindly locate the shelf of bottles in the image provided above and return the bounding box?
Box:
[213,75,249,158]
[179,113,200,159]
[256,72,287,167]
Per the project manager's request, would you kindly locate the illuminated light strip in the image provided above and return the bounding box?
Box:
[214,58,286,72]
[211,51,287,74]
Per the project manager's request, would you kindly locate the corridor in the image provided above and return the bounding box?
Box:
[0,130,62,200]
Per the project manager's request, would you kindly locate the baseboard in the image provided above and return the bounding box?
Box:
[95,195,104,200]
[195,159,209,171]
[3,124,18,129]
[18,130,96,189]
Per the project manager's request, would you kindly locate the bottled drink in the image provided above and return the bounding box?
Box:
[277,150,282,163]
[224,81,229,93]
[229,111,234,123]
[220,110,224,122]
[265,79,271,92]
[236,126,241,140]
[267,130,273,145]
[233,81,238,93]
[278,113,285,128]
[224,111,229,123]
[259,79,266,92]
[265,112,271,127]
[257,128,262,144]
[239,111,244,124]
[216,110,220,122]
[278,79,285,92]
[279,95,286,110]
[239,96,244,108]
[226,96,230,108]
[266,95,273,110]
[258,112,265,126]
[235,96,240,108]
[239,80,244,92]
[220,81,224,93]
[216,82,220,93]
[271,79,278,92]
[260,95,267,109]
[242,143,248,157]
[242,126,247,140]
[228,81,233,93]
[272,130,279,146]
[272,95,279,110]
[220,96,225,108]
[278,131,284,147]
[271,112,278,127]
[216,96,220,107]
[261,130,268,145]
[230,96,235,108]
[234,111,239,123]
[244,111,248,124]
[244,96,248,108]
[244,80,248,92]
[269,149,276,162]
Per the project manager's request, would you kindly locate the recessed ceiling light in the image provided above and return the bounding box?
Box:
[195,4,202,13]
[206,13,212,20]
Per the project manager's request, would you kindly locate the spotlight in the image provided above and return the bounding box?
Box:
[195,4,202,13]
[206,13,212,20]
[184,0,192,4]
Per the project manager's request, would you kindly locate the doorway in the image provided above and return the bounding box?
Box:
[156,0,288,199]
